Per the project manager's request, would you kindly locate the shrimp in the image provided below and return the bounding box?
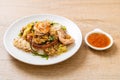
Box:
[57,29,74,45]
[34,21,50,35]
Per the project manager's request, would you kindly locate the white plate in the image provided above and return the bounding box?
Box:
[3,14,82,65]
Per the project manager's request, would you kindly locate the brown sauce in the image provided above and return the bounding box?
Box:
[87,33,110,48]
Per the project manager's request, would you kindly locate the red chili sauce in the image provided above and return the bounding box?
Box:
[87,33,110,48]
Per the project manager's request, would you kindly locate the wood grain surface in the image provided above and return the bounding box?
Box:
[0,0,120,80]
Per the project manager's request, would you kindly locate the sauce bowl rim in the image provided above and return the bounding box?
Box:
[84,28,113,50]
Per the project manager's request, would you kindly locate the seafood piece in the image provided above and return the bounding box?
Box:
[57,29,74,45]
[13,37,31,51]
[34,21,50,35]
[51,23,61,31]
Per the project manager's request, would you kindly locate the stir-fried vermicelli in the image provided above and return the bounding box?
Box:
[13,20,74,59]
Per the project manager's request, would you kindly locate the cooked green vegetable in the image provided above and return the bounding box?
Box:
[30,43,49,59]
[48,36,54,42]
[32,51,49,60]
[61,26,66,30]
[50,22,58,25]
[18,32,23,37]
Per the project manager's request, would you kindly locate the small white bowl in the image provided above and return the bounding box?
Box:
[85,28,113,50]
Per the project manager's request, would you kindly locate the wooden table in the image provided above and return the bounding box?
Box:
[0,0,120,80]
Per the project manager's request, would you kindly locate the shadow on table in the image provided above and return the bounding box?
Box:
[88,43,117,57]
[11,42,88,77]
